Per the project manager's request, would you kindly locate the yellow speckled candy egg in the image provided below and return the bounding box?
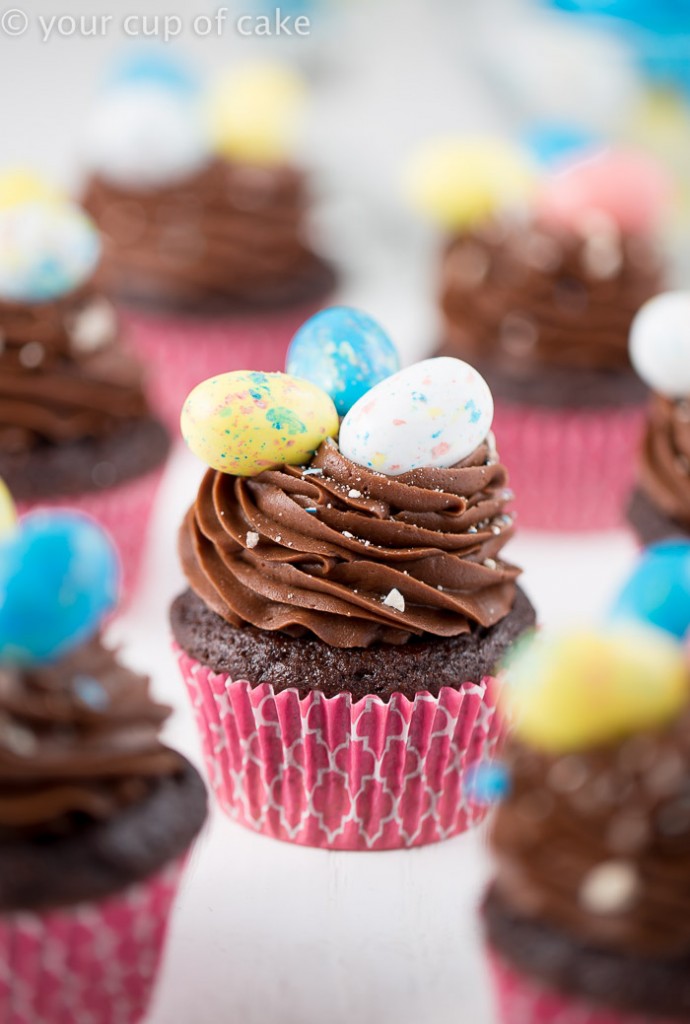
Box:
[181,371,339,475]
[0,170,59,211]
[0,478,16,536]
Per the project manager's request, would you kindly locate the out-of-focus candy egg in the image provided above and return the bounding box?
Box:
[404,137,536,230]
[208,63,306,164]
[84,87,209,188]
[339,357,493,476]
[0,201,101,303]
[502,626,688,754]
[629,292,690,398]
[106,47,200,97]
[0,479,16,537]
[0,170,60,211]
[610,540,690,639]
[181,370,339,475]
[0,511,119,664]
[286,307,400,416]
[537,148,671,234]
[523,123,602,169]
[465,761,511,806]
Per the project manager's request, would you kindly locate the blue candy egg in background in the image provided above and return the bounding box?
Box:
[609,540,690,640]
[523,123,601,168]
[286,306,400,416]
[465,761,511,806]
[0,511,119,664]
[106,46,200,97]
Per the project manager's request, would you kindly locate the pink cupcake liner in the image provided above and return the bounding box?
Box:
[17,465,164,605]
[0,858,184,1024]
[175,646,505,850]
[487,949,681,1024]
[121,299,329,435]
[492,400,646,532]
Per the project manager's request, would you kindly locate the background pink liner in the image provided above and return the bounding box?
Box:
[487,949,680,1024]
[0,858,184,1024]
[17,464,165,606]
[492,400,646,532]
[121,299,329,436]
[175,646,505,850]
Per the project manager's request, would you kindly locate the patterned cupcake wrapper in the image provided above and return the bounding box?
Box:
[17,465,165,606]
[0,859,184,1024]
[121,299,330,436]
[487,949,682,1024]
[492,400,646,532]
[176,646,505,850]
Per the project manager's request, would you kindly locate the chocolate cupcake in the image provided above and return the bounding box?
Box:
[483,618,690,1024]
[0,504,206,1024]
[81,54,335,432]
[172,309,535,850]
[627,292,690,546]
[0,191,169,599]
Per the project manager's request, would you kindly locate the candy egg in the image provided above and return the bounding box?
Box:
[0,511,119,664]
[286,307,400,416]
[503,626,688,754]
[339,357,493,476]
[181,371,339,476]
[0,479,16,537]
[208,63,306,164]
[85,86,209,188]
[106,47,200,97]
[404,137,536,230]
[629,292,690,398]
[610,540,690,639]
[0,170,60,211]
[0,201,101,303]
[523,124,602,169]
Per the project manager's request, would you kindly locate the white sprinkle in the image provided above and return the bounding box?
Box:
[484,558,497,570]
[302,467,323,477]
[437,584,444,591]
[342,531,354,539]
[246,532,259,549]
[383,588,405,612]
[276,535,282,543]
[579,861,639,915]
[468,526,478,534]
[491,525,501,535]
[348,489,362,498]
[19,341,45,368]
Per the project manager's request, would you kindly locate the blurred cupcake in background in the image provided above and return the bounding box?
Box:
[627,292,690,546]
[406,137,671,531]
[0,501,207,1023]
[483,592,690,1023]
[81,50,336,433]
[171,308,536,850]
[0,176,170,600]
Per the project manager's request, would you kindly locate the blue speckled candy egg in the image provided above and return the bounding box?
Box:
[286,307,400,416]
[610,540,690,640]
[339,356,494,475]
[0,511,119,664]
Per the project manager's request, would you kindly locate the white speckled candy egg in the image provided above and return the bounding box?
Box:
[630,292,690,399]
[181,371,340,476]
[0,201,100,303]
[339,357,493,475]
[84,86,209,188]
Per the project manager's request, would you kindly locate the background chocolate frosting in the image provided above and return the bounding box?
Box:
[490,706,690,958]
[180,436,520,648]
[0,639,185,835]
[83,158,334,313]
[0,285,151,454]
[637,394,690,529]
[440,218,662,386]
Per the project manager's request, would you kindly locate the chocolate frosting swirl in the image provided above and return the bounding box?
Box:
[83,158,332,313]
[0,639,186,834]
[180,437,520,648]
[0,285,151,454]
[490,707,690,957]
[637,394,690,530]
[440,218,662,377]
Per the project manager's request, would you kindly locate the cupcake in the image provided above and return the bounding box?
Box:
[171,308,535,850]
[0,187,170,600]
[483,618,690,1024]
[0,500,207,1023]
[627,292,690,545]
[407,139,669,531]
[81,53,336,433]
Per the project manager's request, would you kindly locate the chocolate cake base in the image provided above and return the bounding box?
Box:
[627,487,690,547]
[0,759,207,912]
[0,416,170,502]
[484,886,690,1019]
[170,586,536,701]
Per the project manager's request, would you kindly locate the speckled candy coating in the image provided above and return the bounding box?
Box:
[286,306,400,415]
[181,370,339,475]
[629,292,690,399]
[339,356,494,476]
